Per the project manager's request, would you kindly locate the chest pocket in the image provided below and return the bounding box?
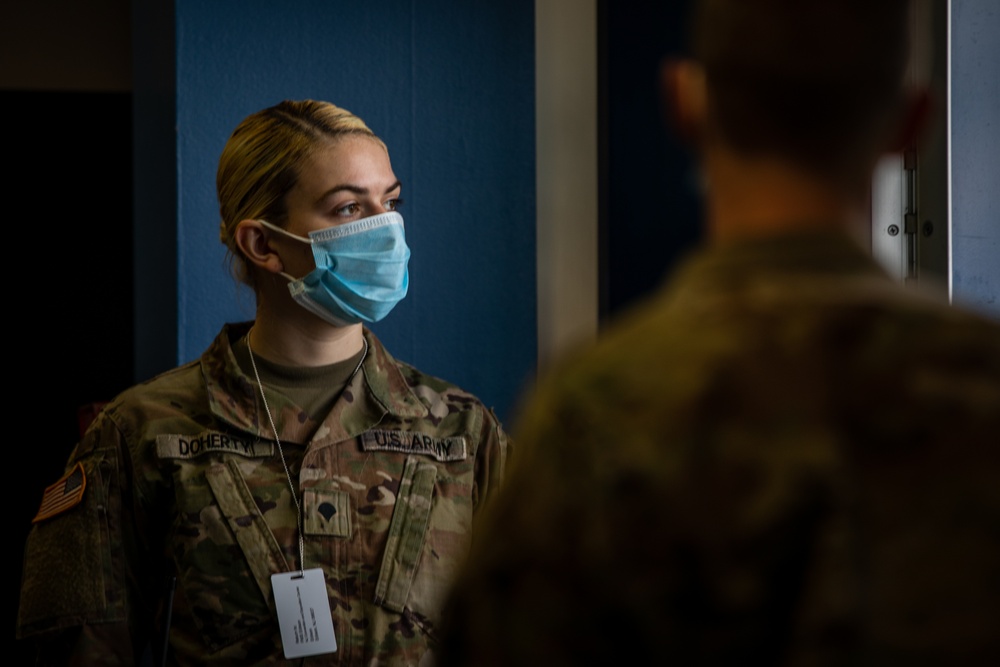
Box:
[205,458,289,598]
[172,457,288,652]
[374,456,438,612]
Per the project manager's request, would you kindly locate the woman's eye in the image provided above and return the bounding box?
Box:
[335,203,361,216]
[385,197,404,211]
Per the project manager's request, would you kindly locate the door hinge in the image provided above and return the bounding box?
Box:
[903,148,918,283]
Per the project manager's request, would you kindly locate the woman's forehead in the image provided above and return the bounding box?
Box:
[291,136,398,201]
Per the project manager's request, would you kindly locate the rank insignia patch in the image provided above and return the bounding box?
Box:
[32,461,86,523]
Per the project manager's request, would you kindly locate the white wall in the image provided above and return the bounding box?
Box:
[950,0,1000,319]
[535,0,600,369]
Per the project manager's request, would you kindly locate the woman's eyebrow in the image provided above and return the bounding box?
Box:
[318,180,402,200]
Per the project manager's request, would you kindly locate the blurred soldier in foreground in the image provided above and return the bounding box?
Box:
[438,0,1000,664]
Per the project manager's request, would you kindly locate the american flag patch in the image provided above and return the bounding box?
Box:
[32,462,87,523]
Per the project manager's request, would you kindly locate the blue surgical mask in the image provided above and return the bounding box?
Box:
[259,212,410,326]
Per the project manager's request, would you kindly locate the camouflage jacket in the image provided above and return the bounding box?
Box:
[439,231,1000,666]
[18,322,510,666]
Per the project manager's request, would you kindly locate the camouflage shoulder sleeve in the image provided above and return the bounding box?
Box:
[472,406,512,515]
[17,408,149,663]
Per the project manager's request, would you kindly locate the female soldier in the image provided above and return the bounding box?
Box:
[17,99,510,665]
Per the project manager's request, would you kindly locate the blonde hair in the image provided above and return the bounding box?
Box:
[216,99,386,289]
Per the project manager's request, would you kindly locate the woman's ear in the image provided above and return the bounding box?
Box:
[660,58,708,149]
[234,219,285,274]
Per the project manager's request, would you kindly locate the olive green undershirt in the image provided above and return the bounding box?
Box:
[231,335,366,422]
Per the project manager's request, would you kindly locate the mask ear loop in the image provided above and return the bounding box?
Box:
[257,219,314,244]
[257,219,312,282]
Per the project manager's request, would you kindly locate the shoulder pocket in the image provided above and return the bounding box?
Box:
[18,449,124,637]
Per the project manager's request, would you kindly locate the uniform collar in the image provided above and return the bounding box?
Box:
[201,322,427,444]
[658,229,903,315]
[687,228,887,279]
[357,328,429,421]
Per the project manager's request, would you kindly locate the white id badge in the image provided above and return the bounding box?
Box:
[271,568,338,658]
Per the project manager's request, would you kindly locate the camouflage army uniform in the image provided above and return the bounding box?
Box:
[17,322,510,666]
[439,230,1000,666]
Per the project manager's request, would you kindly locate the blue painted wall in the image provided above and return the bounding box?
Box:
[951,0,1000,319]
[134,0,536,422]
